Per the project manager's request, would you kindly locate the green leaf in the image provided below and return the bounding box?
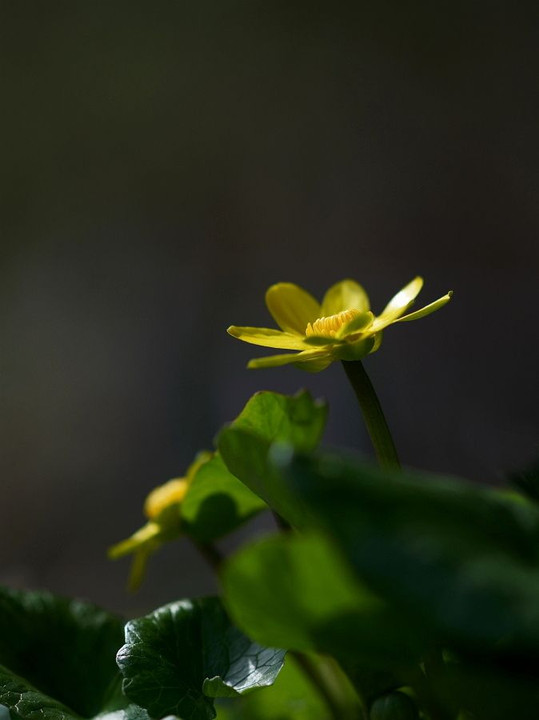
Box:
[282,452,539,658]
[369,691,419,720]
[0,586,126,720]
[218,391,327,525]
[0,665,79,720]
[223,391,327,451]
[97,707,152,720]
[222,532,421,677]
[117,598,285,720]
[509,458,539,504]
[214,655,332,720]
[181,454,267,543]
[428,658,539,720]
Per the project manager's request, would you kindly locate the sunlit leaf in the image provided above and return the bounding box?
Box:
[222,532,420,692]
[214,655,336,720]
[218,391,327,525]
[181,454,267,543]
[117,598,285,720]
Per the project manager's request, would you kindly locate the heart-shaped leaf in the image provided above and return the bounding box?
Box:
[181,454,267,543]
[117,598,285,720]
[218,391,327,526]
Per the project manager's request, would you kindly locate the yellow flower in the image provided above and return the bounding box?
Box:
[228,277,452,372]
[108,451,211,590]
[143,478,191,519]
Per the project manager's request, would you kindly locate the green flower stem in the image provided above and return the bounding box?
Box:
[342,360,400,470]
[291,652,365,720]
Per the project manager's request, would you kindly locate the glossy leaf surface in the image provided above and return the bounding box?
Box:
[214,655,331,720]
[117,598,285,720]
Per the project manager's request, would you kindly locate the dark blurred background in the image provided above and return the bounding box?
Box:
[1,1,538,616]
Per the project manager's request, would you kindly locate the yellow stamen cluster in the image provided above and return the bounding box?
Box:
[305,308,360,338]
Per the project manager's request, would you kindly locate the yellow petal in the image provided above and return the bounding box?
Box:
[107,522,162,559]
[396,291,453,322]
[265,283,321,333]
[372,276,424,330]
[321,279,370,317]
[144,478,190,520]
[108,524,163,592]
[247,348,332,369]
[185,450,213,483]
[370,331,384,353]
[295,356,334,372]
[227,326,310,350]
[128,548,153,592]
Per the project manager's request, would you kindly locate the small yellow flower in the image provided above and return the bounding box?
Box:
[108,451,211,590]
[144,478,191,520]
[228,277,452,372]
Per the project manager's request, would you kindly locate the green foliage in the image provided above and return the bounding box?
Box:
[222,533,420,670]
[509,459,539,503]
[220,390,327,452]
[97,708,152,720]
[282,452,539,657]
[0,587,139,720]
[181,453,267,543]
[117,597,285,720]
[219,431,539,719]
[218,390,327,525]
[5,387,539,720]
[369,692,418,720]
[271,450,539,718]
[214,656,333,720]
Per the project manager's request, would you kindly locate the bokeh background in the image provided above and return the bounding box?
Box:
[2,1,538,616]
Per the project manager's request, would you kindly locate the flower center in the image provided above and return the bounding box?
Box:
[305,308,360,337]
